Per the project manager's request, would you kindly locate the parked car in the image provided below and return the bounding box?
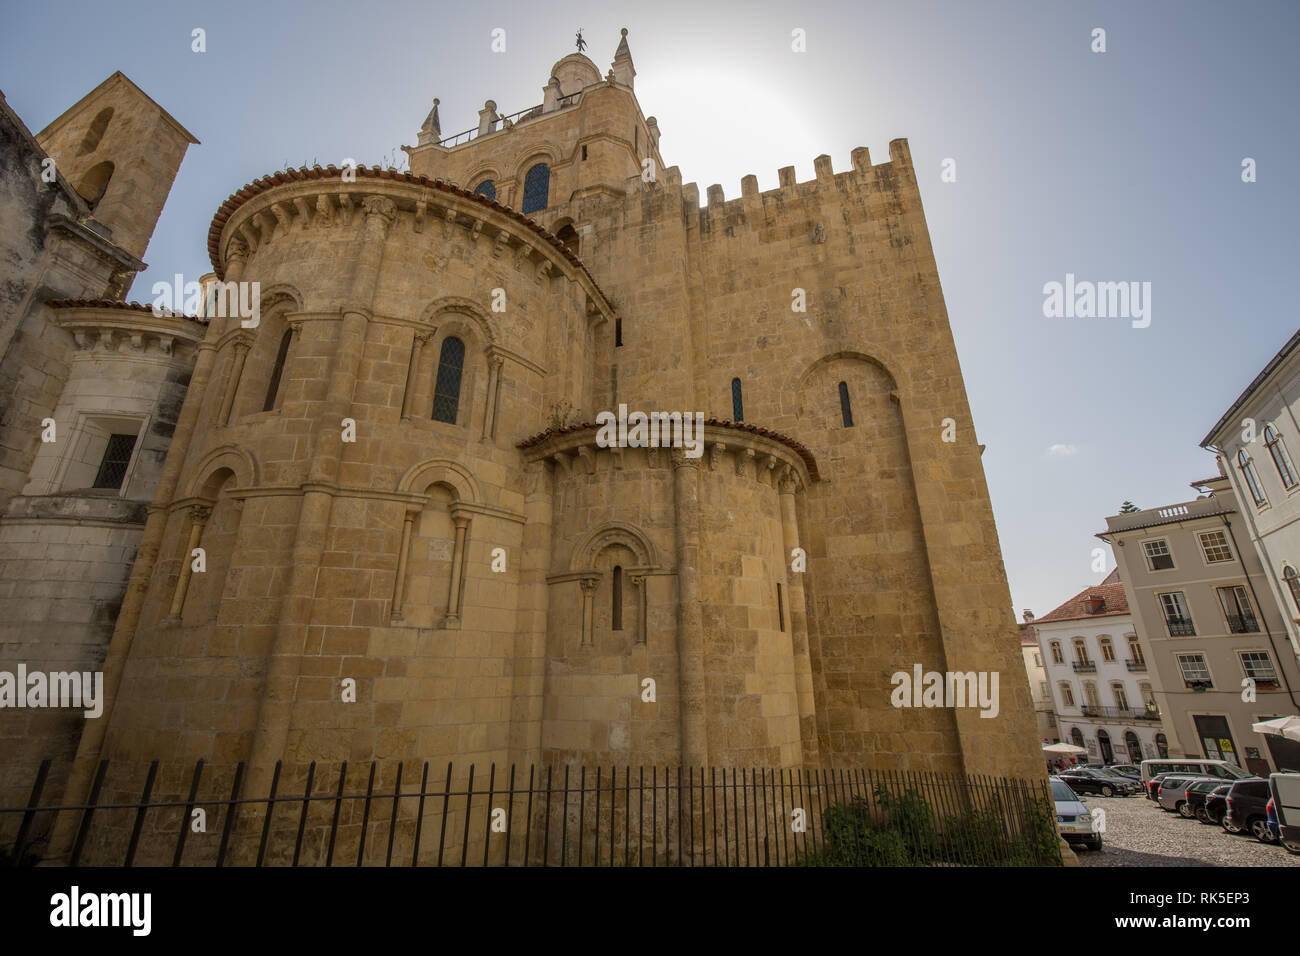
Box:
[1107,763,1142,780]
[1184,779,1225,822]
[1140,758,1251,787]
[1059,768,1135,796]
[1052,777,1102,851]
[1092,768,1141,791]
[1147,772,1176,801]
[1158,775,1219,815]
[1198,783,1233,825]
[1223,777,1275,841]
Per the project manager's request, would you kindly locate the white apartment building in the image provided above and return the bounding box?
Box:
[1202,327,1300,664]
[1033,571,1164,766]
[1099,475,1300,776]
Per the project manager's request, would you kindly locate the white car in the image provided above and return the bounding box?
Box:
[1052,777,1102,851]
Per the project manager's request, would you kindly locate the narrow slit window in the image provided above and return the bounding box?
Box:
[731,378,743,422]
[777,582,785,632]
[263,329,292,411]
[432,336,465,424]
[838,381,854,427]
[612,565,623,630]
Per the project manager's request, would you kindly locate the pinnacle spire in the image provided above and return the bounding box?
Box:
[421,97,441,136]
[610,28,635,87]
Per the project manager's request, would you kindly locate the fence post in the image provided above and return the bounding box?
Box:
[124,760,157,867]
[216,761,244,867]
[69,758,109,867]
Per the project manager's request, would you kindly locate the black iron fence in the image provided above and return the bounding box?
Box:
[2,759,1061,867]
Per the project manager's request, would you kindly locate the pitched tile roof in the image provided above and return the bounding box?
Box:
[1032,580,1130,625]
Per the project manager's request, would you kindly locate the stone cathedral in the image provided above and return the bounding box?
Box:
[1,31,1042,832]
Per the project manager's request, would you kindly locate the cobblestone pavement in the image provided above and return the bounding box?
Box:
[1070,795,1300,867]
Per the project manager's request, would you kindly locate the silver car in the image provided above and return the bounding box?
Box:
[1157,775,1220,815]
[1052,777,1102,851]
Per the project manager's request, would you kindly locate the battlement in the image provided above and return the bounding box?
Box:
[617,139,917,233]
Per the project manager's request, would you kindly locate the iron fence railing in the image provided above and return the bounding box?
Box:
[437,94,581,149]
[1,758,1060,868]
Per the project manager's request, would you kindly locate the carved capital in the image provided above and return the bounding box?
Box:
[671,448,702,470]
[225,235,249,264]
[362,195,398,230]
[188,505,213,525]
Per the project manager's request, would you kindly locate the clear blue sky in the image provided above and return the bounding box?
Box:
[4,0,1297,619]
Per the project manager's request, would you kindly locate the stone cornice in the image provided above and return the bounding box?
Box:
[520,422,816,490]
[207,166,619,326]
[49,304,205,354]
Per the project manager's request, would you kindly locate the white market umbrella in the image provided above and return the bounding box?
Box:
[1043,742,1087,754]
[1252,716,1300,742]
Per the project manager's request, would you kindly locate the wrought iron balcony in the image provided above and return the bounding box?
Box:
[1081,705,1162,721]
[1164,617,1196,637]
[1072,660,1097,673]
[1125,659,1147,672]
[1225,613,1260,634]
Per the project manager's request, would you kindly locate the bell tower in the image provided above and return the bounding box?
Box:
[36,71,198,266]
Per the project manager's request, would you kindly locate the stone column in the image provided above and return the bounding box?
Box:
[508,459,552,760]
[218,335,252,425]
[401,331,430,418]
[778,469,819,766]
[672,449,707,766]
[51,237,251,859]
[482,355,504,439]
[579,576,599,647]
[628,573,648,645]
[246,195,397,793]
[444,512,471,627]
[165,504,212,620]
[389,506,420,622]
[412,333,436,419]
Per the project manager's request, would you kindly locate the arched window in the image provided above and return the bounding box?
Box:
[731,378,743,422]
[1264,424,1298,488]
[1110,682,1129,710]
[78,161,114,209]
[612,565,623,630]
[1049,640,1063,664]
[1073,638,1090,663]
[472,179,497,201]
[1124,731,1142,762]
[263,330,292,411]
[1083,681,1099,707]
[1285,566,1300,615]
[1099,636,1114,662]
[556,223,579,256]
[1069,726,1085,749]
[78,107,113,156]
[432,336,465,424]
[521,163,550,214]
[1155,732,1169,758]
[1060,683,1075,707]
[838,381,853,427]
[1237,449,1267,506]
